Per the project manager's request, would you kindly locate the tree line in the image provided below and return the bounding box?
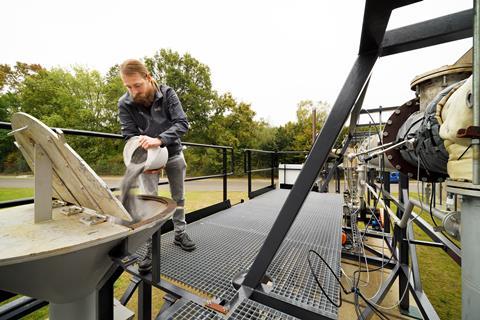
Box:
[0,49,333,176]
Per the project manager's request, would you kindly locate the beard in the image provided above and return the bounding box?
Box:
[133,87,155,107]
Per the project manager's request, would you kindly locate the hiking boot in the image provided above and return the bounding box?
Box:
[138,239,152,274]
[174,233,196,251]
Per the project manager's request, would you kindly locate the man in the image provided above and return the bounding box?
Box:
[118,59,196,272]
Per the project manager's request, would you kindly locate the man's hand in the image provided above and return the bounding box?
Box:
[138,135,162,149]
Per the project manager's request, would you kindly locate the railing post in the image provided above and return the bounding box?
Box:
[247,150,252,198]
[223,148,228,202]
[271,152,275,188]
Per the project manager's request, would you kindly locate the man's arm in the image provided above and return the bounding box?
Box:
[158,89,189,146]
[118,103,140,140]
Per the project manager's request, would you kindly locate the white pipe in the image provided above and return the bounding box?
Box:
[364,183,400,224]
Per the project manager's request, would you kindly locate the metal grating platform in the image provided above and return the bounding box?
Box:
[164,298,300,320]
[166,301,222,320]
[155,189,343,318]
[228,299,300,319]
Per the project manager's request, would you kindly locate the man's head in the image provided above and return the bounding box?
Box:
[120,59,157,107]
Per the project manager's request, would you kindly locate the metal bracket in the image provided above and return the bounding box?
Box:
[79,209,107,226]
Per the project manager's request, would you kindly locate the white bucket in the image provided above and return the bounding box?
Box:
[123,136,169,171]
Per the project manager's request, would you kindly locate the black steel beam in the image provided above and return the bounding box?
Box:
[155,294,177,319]
[342,226,392,240]
[411,213,461,265]
[360,264,400,319]
[407,223,423,292]
[0,298,47,320]
[120,265,206,307]
[398,176,410,311]
[138,281,152,320]
[244,10,391,288]
[120,276,141,306]
[0,198,34,209]
[410,289,441,320]
[381,9,474,56]
[402,238,445,248]
[97,265,124,320]
[251,290,333,320]
[341,250,396,269]
[0,291,15,304]
[383,172,391,234]
[358,1,397,54]
[363,244,390,259]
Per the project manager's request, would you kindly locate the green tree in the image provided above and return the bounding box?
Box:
[0,62,43,172]
[144,49,215,143]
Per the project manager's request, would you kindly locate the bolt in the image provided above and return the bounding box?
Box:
[396,165,401,170]
[387,155,393,160]
[383,132,389,137]
[407,101,412,106]
[387,120,392,125]
[395,110,401,114]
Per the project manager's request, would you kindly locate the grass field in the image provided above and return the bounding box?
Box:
[0,187,461,319]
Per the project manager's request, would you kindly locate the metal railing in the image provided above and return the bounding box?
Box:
[0,121,234,208]
[243,149,309,199]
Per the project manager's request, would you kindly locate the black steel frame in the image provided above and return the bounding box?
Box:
[239,2,470,320]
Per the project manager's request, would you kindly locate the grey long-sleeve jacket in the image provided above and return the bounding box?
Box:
[118,85,189,157]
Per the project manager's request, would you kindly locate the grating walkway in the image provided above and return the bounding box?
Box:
[158,189,343,319]
[165,299,300,320]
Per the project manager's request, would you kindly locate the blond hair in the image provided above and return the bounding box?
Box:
[120,59,158,88]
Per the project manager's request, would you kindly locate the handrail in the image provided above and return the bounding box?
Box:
[0,121,234,206]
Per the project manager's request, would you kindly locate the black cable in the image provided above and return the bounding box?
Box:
[457,144,472,160]
[428,182,460,248]
[307,249,352,308]
[429,182,438,227]
[358,291,391,320]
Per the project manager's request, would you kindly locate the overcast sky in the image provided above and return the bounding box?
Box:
[1,0,473,126]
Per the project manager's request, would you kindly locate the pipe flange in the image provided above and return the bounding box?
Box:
[384,98,445,182]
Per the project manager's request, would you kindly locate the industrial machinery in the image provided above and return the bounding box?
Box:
[339,47,477,319]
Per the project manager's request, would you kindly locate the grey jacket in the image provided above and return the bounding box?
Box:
[118,85,189,157]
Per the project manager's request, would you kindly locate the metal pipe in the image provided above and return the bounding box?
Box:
[396,197,460,239]
[474,0,480,184]
[409,198,447,221]
[365,183,400,224]
[363,138,414,161]
[348,141,395,159]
